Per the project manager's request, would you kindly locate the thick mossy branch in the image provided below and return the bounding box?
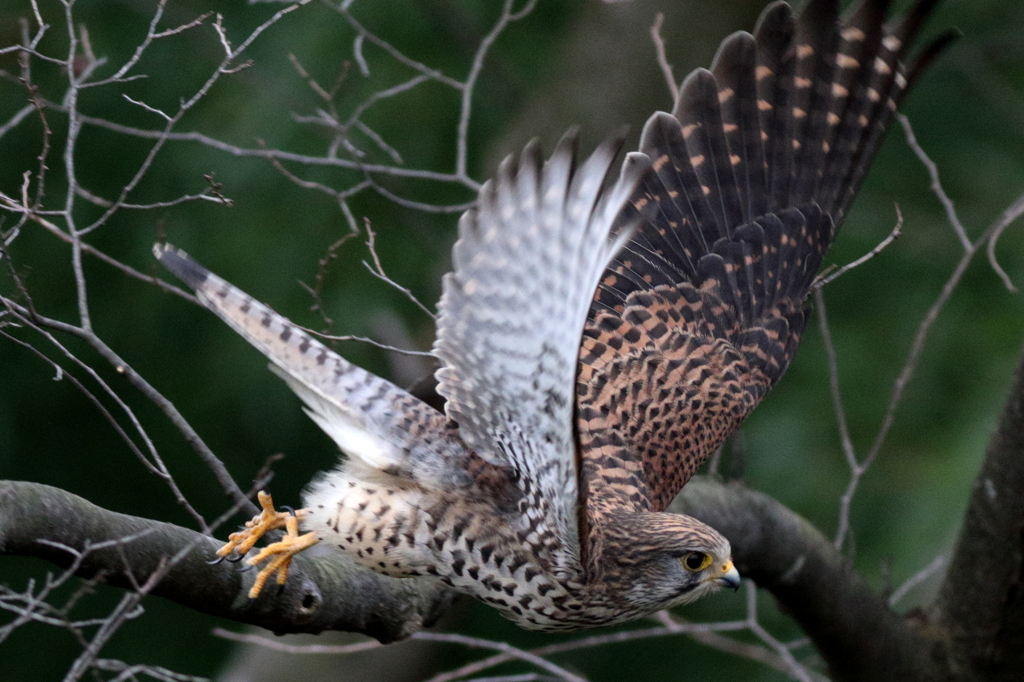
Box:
[0,481,453,643]
[938,352,1024,682]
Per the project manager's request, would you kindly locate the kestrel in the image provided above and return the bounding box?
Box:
[154,0,945,631]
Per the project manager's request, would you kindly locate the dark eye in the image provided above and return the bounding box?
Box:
[682,552,712,572]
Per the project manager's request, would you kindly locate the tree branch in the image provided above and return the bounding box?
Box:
[9,346,1024,675]
[938,350,1024,681]
[0,481,453,643]
[672,478,948,682]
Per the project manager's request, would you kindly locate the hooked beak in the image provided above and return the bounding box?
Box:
[712,561,741,591]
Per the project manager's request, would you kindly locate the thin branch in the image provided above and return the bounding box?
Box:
[80,0,314,236]
[301,328,435,358]
[898,114,971,250]
[122,93,172,121]
[91,659,209,682]
[74,184,218,210]
[330,5,462,90]
[742,583,818,682]
[862,194,1024,490]
[212,628,382,655]
[650,13,680,103]
[362,218,436,319]
[832,121,1024,551]
[67,114,482,187]
[812,210,903,549]
[1,299,251,517]
[813,206,902,290]
[83,0,172,86]
[0,303,211,529]
[986,191,1024,293]
[888,555,946,607]
[0,103,34,140]
[655,611,825,680]
[365,176,477,213]
[455,0,538,180]
[815,289,858,551]
[413,632,588,682]
[422,619,752,682]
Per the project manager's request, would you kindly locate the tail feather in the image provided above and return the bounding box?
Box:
[153,243,469,490]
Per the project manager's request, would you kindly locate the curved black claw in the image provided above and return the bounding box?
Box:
[281,505,297,516]
[226,553,246,563]
[237,563,254,573]
[207,555,227,565]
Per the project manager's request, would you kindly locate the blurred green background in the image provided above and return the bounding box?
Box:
[1,0,1022,680]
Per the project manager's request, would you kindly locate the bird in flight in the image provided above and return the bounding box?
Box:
[155,0,948,631]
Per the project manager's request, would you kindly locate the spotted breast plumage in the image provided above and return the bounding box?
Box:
[154,0,947,631]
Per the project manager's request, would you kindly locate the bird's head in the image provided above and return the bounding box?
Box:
[601,511,740,613]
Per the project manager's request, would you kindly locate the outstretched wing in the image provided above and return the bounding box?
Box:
[434,134,650,571]
[153,244,468,491]
[578,0,951,514]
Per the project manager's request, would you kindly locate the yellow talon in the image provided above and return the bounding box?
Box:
[245,513,319,599]
[216,491,319,598]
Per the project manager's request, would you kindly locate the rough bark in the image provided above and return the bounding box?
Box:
[937,351,1024,681]
[0,481,453,643]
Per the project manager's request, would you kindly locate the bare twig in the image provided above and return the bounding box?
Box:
[299,233,359,330]
[0,304,213,529]
[987,192,1024,293]
[813,206,902,290]
[301,327,435,358]
[742,583,819,682]
[454,0,538,180]
[212,628,382,655]
[889,555,947,607]
[861,198,1024,503]
[650,13,680,103]
[830,119,1024,551]
[898,115,971,250]
[362,218,436,319]
[815,288,859,551]
[413,632,588,682]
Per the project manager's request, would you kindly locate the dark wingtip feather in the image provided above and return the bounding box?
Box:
[672,67,717,123]
[596,0,946,381]
[905,29,958,90]
[712,30,766,223]
[674,68,745,237]
[892,0,944,49]
[153,243,211,292]
[753,0,795,39]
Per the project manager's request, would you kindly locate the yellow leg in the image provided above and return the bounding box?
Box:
[245,513,320,599]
